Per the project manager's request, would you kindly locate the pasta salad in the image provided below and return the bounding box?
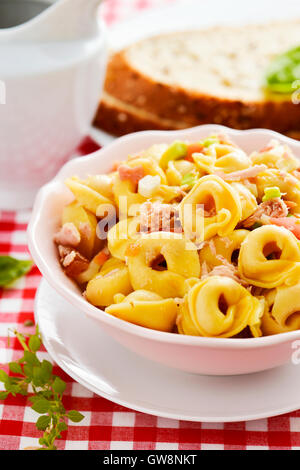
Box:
[54,133,300,338]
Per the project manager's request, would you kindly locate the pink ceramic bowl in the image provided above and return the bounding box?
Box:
[28,125,300,376]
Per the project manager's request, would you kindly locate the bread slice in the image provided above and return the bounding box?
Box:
[95,20,300,136]
[94,91,186,135]
[95,91,300,139]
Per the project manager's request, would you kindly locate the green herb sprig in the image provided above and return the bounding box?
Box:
[0,326,84,450]
[0,256,32,287]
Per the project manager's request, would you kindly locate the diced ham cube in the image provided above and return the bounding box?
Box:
[54,223,81,247]
[118,164,145,184]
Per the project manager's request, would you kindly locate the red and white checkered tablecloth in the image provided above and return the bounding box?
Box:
[1,0,300,452]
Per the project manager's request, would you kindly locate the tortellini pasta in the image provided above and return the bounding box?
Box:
[127,232,200,298]
[261,283,300,335]
[177,276,264,338]
[238,225,300,288]
[106,290,178,332]
[166,160,198,186]
[54,133,300,337]
[113,173,146,215]
[107,216,141,261]
[62,201,100,258]
[193,144,251,174]
[251,140,300,173]
[65,177,112,214]
[85,258,132,307]
[230,183,258,221]
[113,156,167,216]
[199,230,249,269]
[179,175,242,241]
[256,169,300,212]
[84,174,115,202]
[133,157,167,184]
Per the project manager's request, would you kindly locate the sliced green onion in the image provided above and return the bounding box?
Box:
[202,137,219,147]
[160,142,188,169]
[181,172,197,188]
[262,186,282,202]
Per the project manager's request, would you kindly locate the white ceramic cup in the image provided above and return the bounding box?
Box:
[0,0,107,210]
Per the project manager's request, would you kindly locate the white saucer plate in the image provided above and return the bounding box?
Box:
[35,279,300,423]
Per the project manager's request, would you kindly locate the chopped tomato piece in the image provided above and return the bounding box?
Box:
[185,143,204,161]
[94,250,110,266]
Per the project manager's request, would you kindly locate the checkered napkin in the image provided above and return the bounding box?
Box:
[1,0,300,452]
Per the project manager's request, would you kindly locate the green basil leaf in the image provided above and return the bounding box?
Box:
[23,363,34,379]
[40,360,53,382]
[32,366,47,387]
[52,376,66,395]
[9,362,23,375]
[24,351,40,367]
[0,369,8,383]
[36,415,51,431]
[57,421,68,432]
[0,391,9,400]
[28,335,41,353]
[8,384,22,395]
[67,410,84,423]
[264,46,300,94]
[31,398,51,414]
[0,256,32,287]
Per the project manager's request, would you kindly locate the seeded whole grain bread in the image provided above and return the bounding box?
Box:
[94,21,300,137]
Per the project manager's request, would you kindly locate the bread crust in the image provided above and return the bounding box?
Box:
[95,92,300,140]
[94,92,181,136]
[95,51,300,134]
